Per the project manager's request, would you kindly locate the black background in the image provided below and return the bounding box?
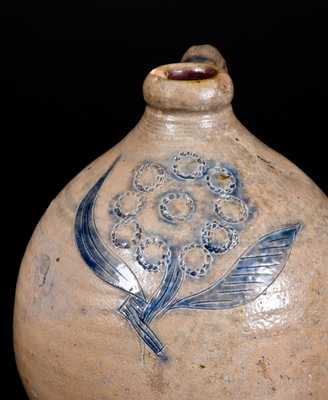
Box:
[1,1,328,398]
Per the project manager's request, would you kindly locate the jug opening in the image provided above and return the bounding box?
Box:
[144,61,233,111]
[166,65,218,81]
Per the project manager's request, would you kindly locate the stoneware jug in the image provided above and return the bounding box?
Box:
[14,45,328,399]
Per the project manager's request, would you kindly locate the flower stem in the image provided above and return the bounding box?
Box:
[118,296,168,361]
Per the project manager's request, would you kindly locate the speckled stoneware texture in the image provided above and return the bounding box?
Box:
[14,45,328,400]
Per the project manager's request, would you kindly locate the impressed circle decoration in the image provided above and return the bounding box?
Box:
[171,151,207,180]
[214,195,248,224]
[133,161,167,192]
[201,221,239,254]
[159,191,195,224]
[136,236,171,272]
[111,219,143,249]
[206,166,237,195]
[178,243,212,278]
[112,191,144,219]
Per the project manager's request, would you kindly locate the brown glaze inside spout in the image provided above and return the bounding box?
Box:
[167,66,218,81]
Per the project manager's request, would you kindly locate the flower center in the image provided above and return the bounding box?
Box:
[159,192,195,224]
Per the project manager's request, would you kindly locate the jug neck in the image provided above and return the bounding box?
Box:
[134,104,236,141]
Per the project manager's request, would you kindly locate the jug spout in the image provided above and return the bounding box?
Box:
[143,45,233,113]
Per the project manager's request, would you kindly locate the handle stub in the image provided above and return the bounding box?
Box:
[181,44,227,72]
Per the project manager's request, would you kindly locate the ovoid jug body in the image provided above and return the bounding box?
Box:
[14,45,328,399]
